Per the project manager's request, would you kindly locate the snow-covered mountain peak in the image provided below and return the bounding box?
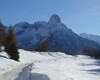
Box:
[80,33,100,45]
[14,22,30,28]
[34,21,47,25]
[12,14,100,54]
[33,21,47,29]
[48,14,61,24]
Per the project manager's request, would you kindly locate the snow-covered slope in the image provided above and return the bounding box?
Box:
[80,33,100,45]
[13,14,100,54]
[32,55,100,80]
[0,49,100,80]
[0,50,68,80]
[0,51,32,80]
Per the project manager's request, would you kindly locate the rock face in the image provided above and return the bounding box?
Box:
[48,14,61,24]
[80,33,100,45]
[13,14,100,54]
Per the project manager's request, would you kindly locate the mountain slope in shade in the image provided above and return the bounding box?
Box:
[80,33,100,45]
[13,14,100,54]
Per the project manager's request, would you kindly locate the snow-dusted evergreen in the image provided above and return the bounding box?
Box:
[13,14,100,54]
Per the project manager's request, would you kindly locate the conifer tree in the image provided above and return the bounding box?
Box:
[5,26,19,61]
[0,21,5,51]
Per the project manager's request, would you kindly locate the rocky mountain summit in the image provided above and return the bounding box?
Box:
[13,14,100,54]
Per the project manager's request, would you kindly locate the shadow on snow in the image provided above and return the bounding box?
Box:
[30,73,51,80]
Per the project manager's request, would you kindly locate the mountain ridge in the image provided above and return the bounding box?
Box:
[80,33,100,45]
[11,14,100,54]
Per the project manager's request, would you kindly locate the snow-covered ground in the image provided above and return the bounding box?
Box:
[0,49,100,80]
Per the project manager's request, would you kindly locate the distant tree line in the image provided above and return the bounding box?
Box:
[0,21,19,61]
[83,47,100,59]
[35,40,51,52]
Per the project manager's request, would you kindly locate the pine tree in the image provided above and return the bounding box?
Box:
[5,26,19,61]
[0,21,5,51]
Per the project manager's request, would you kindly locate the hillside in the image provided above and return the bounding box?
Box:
[0,50,100,80]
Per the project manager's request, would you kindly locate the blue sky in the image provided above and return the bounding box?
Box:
[0,0,100,35]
